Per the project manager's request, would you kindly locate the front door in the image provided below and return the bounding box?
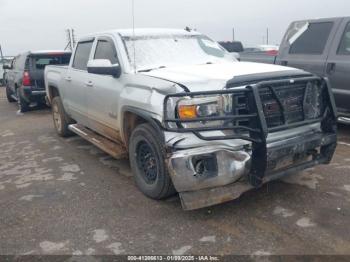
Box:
[326,19,350,116]
[277,19,341,77]
[85,36,123,142]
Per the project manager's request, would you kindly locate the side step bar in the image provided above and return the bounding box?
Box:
[68,124,127,159]
[338,117,350,125]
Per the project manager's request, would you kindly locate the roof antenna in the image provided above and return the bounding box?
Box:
[132,0,136,73]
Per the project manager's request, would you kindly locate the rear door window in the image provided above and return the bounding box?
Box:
[289,22,334,55]
[72,41,94,70]
[94,39,118,64]
[33,54,71,70]
[337,22,350,55]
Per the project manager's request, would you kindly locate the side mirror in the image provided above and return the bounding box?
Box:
[87,59,121,78]
[3,64,12,70]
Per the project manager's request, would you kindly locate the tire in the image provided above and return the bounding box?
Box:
[129,123,176,200]
[51,96,74,137]
[6,85,16,103]
[16,88,29,112]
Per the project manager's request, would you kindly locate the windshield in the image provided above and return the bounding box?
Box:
[122,34,235,72]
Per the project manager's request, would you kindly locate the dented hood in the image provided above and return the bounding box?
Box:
[142,62,299,92]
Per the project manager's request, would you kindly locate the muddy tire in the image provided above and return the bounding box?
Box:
[129,123,176,200]
[6,85,16,103]
[52,96,74,137]
[16,88,29,112]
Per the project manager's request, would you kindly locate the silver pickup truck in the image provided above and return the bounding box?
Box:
[45,28,338,210]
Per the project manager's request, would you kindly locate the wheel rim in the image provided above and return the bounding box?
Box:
[136,141,158,184]
[52,103,62,131]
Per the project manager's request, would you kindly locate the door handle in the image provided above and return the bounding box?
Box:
[326,63,336,75]
[85,81,94,87]
[65,76,72,82]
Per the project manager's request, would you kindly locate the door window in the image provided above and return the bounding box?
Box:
[94,39,118,64]
[289,22,334,55]
[72,41,94,70]
[337,23,350,55]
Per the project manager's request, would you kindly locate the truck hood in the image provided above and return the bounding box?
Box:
[142,62,300,92]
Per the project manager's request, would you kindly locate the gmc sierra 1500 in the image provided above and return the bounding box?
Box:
[45,28,337,210]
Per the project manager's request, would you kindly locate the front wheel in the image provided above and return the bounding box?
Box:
[129,123,176,200]
[51,96,74,137]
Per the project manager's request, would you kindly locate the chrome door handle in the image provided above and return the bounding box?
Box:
[85,81,93,87]
[65,76,72,82]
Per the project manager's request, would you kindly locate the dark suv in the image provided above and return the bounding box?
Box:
[5,50,71,112]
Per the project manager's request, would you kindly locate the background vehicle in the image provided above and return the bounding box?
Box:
[45,29,337,210]
[0,56,13,86]
[5,50,71,112]
[219,41,244,53]
[240,17,350,120]
[219,41,244,60]
[240,45,279,64]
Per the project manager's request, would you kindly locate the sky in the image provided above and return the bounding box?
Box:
[0,0,349,55]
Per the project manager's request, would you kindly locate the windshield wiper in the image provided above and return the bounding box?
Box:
[138,66,166,73]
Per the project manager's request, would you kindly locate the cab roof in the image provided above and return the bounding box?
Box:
[80,28,201,40]
[29,50,72,55]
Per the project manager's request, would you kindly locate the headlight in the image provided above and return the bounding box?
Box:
[176,95,232,128]
[178,97,220,119]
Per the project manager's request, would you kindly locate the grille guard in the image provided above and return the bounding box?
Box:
[163,76,338,187]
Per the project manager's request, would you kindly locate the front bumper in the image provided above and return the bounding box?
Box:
[168,130,337,210]
[164,76,338,210]
[168,146,251,192]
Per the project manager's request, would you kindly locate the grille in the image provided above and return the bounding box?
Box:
[232,81,323,131]
[259,82,323,128]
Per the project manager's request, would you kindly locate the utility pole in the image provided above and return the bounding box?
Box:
[0,45,3,61]
[65,28,77,51]
[232,27,235,41]
[266,28,269,45]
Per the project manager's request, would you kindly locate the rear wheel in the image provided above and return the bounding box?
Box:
[129,123,176,200]
[16,88,29,112]
[5,85,16,103]
[52,96,74,137]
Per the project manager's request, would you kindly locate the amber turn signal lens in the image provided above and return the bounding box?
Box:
[178,105,197,119]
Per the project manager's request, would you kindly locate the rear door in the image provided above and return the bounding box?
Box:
[85,36,123,141]
[277,19,341,76]
[326,18,350,115]
[29,53,71,91]
[63,39,94,126]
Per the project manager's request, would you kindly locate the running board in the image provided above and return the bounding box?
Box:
[338,117,350,125]
[68,124,127,159]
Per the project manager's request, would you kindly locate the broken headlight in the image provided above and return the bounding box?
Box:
[175,95,233,128]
